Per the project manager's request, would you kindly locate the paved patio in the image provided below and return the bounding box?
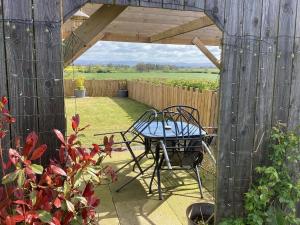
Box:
[95,149,215,225]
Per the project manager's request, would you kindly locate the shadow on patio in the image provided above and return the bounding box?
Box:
[96,149,214,225]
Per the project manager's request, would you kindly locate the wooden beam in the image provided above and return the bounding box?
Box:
[63,5,127,67]
[192,37,221,69]
[90,0,205,11]
[101,32,220,45]
[150,16,214,42]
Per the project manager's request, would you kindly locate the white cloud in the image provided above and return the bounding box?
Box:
[76,41,221,67]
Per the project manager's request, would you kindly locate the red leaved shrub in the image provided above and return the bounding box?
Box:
[0,96,116,224]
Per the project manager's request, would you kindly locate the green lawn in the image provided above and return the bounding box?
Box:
[65,97,150,146]
[64,71,219,81]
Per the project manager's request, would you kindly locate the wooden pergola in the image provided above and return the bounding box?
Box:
[62,3,222,68]
[0,0,299,223]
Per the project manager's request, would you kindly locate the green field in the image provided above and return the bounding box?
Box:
[64,71,219,81]
[65,97,150,146]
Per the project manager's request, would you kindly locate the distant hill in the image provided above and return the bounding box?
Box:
[74,59,216,68]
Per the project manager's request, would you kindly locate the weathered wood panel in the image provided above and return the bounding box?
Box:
[214,0,300,222]
[215,0,244,220]
[2,0,38,146]
[0,0,10,160]
[63,0,89,22]
[272,0,297,124]
[289,0,300,130]
[204,0,225,30]
[234,0,263,217]
[254,0,280,168]
[33,0,65,164]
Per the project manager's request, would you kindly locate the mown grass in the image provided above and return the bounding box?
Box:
[65,97,151,146]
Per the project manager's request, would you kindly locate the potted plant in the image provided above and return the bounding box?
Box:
[74,77,86,98]
[186,202,214,225]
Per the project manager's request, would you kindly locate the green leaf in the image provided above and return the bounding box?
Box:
[87,168,100,183]
[38,210,52,223]
[74,196,87,206]
[64,181,71,196]
[30,190,37,206]
[2,170,18,184]
[17,169,25,187]
[66,200,75,213]
[74,169,83,188]
[30,164,43,174]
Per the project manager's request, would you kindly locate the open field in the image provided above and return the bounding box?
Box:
[65,97,150,146]
[64,71,219,81]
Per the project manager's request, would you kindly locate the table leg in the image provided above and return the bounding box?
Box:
[149,142,160,194]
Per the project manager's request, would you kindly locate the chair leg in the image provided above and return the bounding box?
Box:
[127,145,144,175]
[194,166,204,198]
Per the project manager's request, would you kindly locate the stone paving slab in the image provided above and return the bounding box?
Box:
[96,150,214,225]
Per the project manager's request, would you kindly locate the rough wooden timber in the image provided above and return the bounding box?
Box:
[192,37,221,69]
[2,0,39,146]
[150,16,214,42]
[33,0,65,163]
[63,5,127,67]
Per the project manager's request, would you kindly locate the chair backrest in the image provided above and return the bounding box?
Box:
[122,109,158,144]
[161,105,204,167]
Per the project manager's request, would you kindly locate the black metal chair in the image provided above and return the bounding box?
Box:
[149,105,206,200]
[94,109,158,192]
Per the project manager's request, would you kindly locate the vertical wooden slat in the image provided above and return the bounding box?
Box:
[34,0,65,163]
[254,0,281,167]
[0,0,10,155]
[234,0,263,217]
[215,0,244,220]
[204,0,225,30]
[272,0,298,123]
[3,0,38,144]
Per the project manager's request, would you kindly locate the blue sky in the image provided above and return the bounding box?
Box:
[76,41,221,67]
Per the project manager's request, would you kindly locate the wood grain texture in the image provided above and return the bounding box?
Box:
[234,0,263,217]
[288,0,300,130]
[215,0,244,221]
[150,16,214,42]
[272,0,298,124]
[204,0,225,30]
[33,0,65,164]
[254,0,280,168]
[2,0,38,146]
[0,0,10,162]
[63,0,89,22]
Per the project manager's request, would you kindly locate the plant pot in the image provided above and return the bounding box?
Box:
[186,203,214,225]
[74,89,86,98]
[117,89,128,97]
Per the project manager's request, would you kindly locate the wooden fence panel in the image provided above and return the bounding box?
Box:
[64,80,126,97]
[127,80,219,127]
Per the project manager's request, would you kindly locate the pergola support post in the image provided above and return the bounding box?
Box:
[192,37,221,69]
